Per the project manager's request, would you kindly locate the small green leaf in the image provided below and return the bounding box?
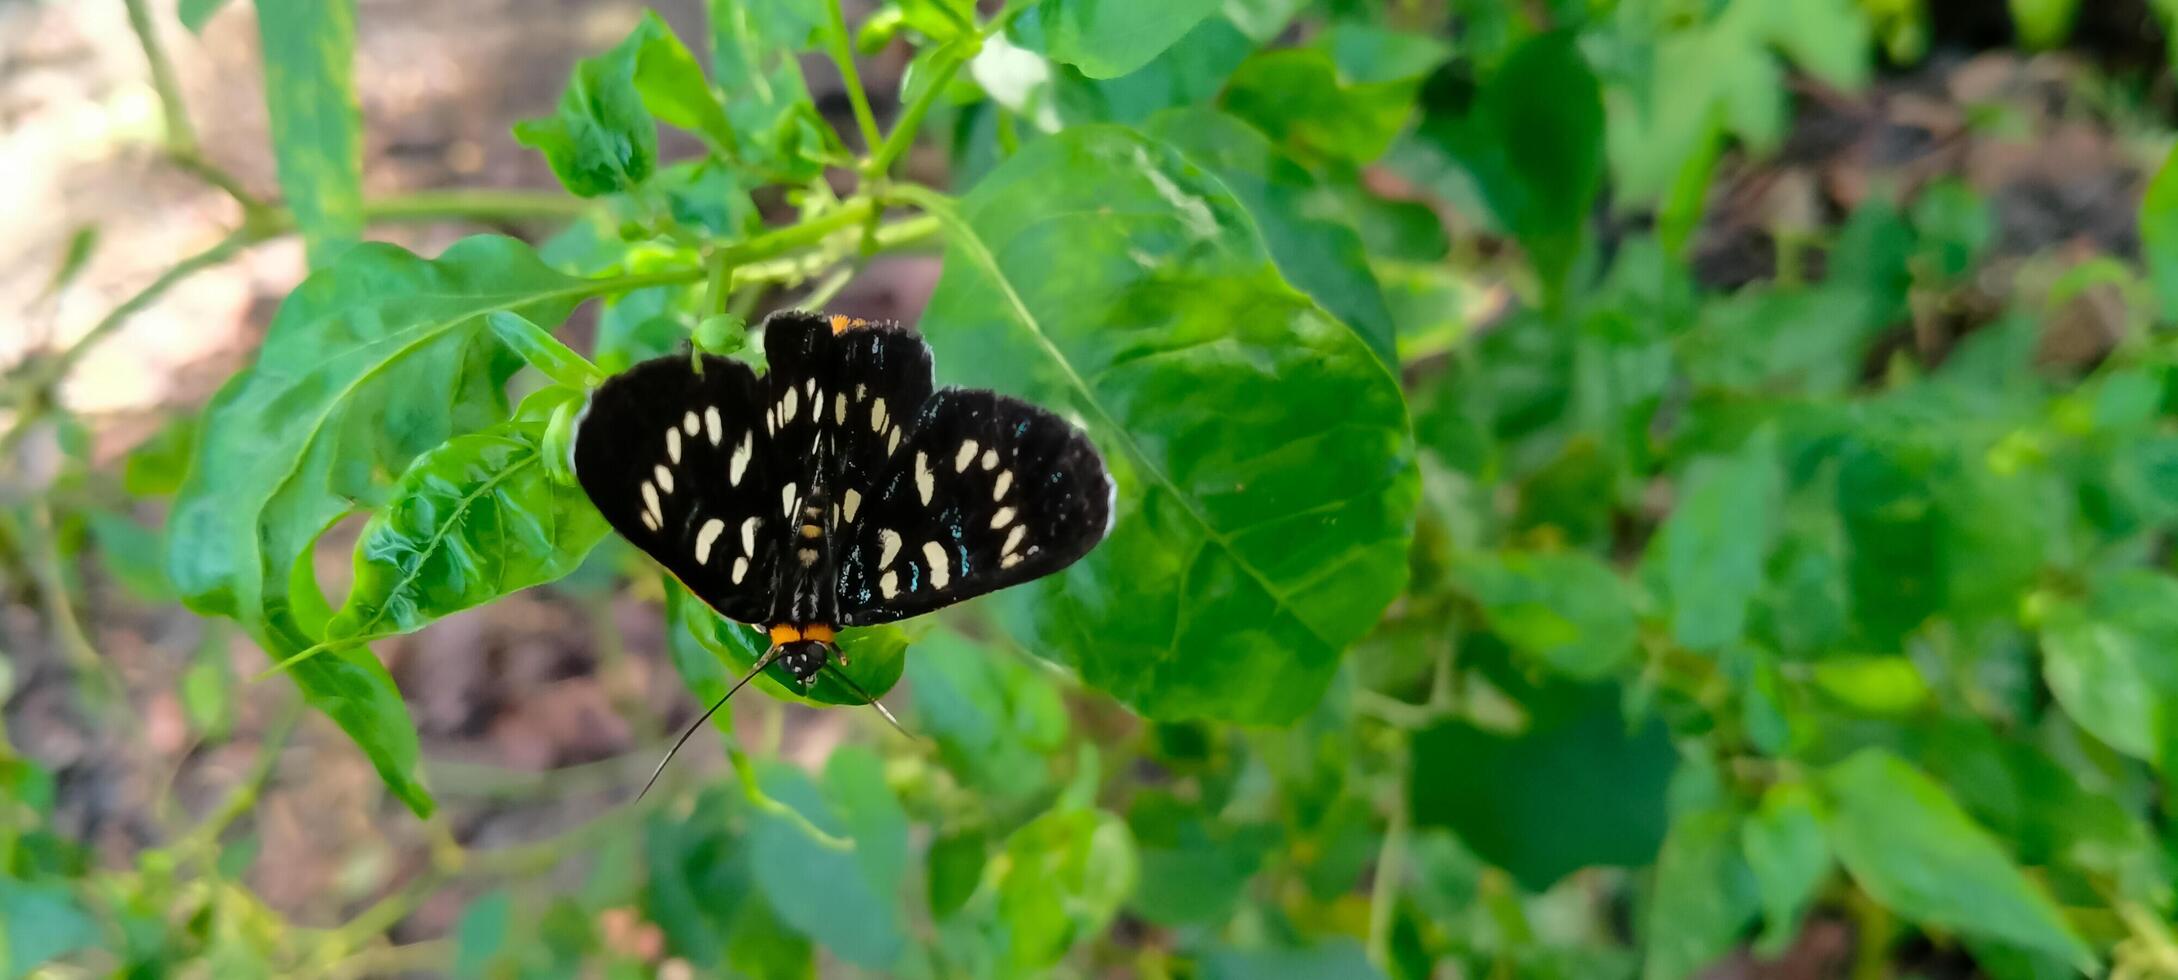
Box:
[1457,549,1637,679]
[254,0,362,265]
[917,127,1417,724]
[1223,49,1419,165]
[1650,432,1782,652]
[123,414,199,497]
[324,420,609,643]
[927,827,988,921]
[1740,782,1832,956]
[1409,30,1602,299]
[1126,790,1274,926]
[2038,569,2178,767]
[694,313,749,355]
[1819,749,2094,968]
[514,18,664,196]
[988,804,1137,971]
[486,311,603,389]
[707,0,840,179]
[1053,18,1253,126]
[1200,939,1384,980]
[1011,0,1220,79]
[0,878,101,977]
[905,631,1066,805]
[1643,807,1759,980]
[84,509,172,602]
[2142,143,2178,322]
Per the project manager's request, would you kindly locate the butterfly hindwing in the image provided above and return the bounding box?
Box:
[834,388,1114,626]
[762,311,934,527]
[572,354,780,623]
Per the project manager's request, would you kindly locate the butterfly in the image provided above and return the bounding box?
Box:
[570,311,1113,789]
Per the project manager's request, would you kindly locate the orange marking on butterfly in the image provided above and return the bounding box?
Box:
[829,314,870,335]
[767,622,837,644]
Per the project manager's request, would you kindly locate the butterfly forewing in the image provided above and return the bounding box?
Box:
[572,354,780,623]
[834,388,1114,626]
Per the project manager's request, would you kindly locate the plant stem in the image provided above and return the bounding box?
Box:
[123,0,198,157]
[361,188,592,223]
[1365,734,1411,970]
[179,704,300,863]
[868,46,966,179]
[826,0,884,153]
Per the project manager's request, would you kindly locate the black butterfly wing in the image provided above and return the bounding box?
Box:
[760,311,934,531]
[834,388,1113,626]
[572,354,780,624]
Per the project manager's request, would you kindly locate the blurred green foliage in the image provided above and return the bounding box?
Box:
[8,0,2178,977]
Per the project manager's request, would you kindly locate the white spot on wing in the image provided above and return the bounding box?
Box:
[641,480,662,524]
[982,448,998,470]
[915,452,934,505]
[956,440,978,472]
[704,406,723,445]
[870,398,887,432]
[695,519,725,564]
[856,383,867,400]
[990,506,1015,530]
[879,570,898,598]
[878,529,901,568]
[642,511,660,532]
[1001,552,1023,569]
[805,377,816,399]
[741,517,759,556]
[994,470,1013,500]
[781,482,797,518]
[732,556,749,583]
[654,465,674,494]
[799,548,817,567]
[729,431,753,486]
[835,393,846,425]
[666,426,682,464]
[843,489,861,523]
[923,541,950,589]
[1003,524,1026,557]
[782,387,798,424]
[682,411,700,436]
[887,428,901,455]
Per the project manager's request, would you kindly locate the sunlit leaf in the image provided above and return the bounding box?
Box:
[254,0,362,264]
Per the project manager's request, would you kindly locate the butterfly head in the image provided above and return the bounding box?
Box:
[767,623,837,686]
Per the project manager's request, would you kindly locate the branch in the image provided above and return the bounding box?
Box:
[826,0,884,153]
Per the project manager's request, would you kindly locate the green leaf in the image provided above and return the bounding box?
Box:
[1457,549,1638,679]
[84,509,173,602]
[0,877,100,977]
[916,127,1417,724]
[707,0,839,179]
[1740,782,1831,956]
[1410,681,1675,890]
[986,804,1137,970]
[927,827,988,921]
[1649,432,1782,652]
[1818,749,2093,968]
[255,0,363,265]
[324,420,609,643]
[486,311,604,389]
[1144,107,1399,366]
[1011,0,1221,79]
[904,631,1066,806]
[668,580,907,707]
[2038,569,2178,768]
[1126,790,1274,926]
[123,414,199,497]
[1053,17,1254,126]
[2143,143,2178,322]
[179,0,231,32]
[1200,939,1385,980]
[1222,49,1420,165]
[748,751,908,968]
[1643,807,1759,980]
[514,19,664,196]
[1410,30,1602,298]
[168,235,596,816]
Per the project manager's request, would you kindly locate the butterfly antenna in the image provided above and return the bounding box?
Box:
[638,647,781,802]
[823,664,916,741]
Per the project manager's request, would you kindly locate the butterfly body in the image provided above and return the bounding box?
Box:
[571,311,1113,689]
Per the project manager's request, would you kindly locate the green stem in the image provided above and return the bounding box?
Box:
[179,704,301,863]
[1366,735,1412,970]
[360,188,593,223]
[726,744,854,850]
[123,0,198,156]
[825,0,884,153]
[867,46,967,179]
[704,248,734,318]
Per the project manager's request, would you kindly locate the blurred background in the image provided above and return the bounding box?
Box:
[6,0,2178,977]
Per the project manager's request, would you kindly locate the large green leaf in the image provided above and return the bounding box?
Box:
[2038,569,2178,768]
[916,127,1417,723]
[1456,549,1637,679]
[324,420,609,644]
[167,235,597,815]
[254,0,362,265]
[1144,107,1398,365]
[1649,433,1782,652]
[904,630,1068,809]
[1818,749,2093,968]
[1409,30,1602,299]
[1222,49,1422,167]
[1740,782,1832,955]
[1010,0,1221,79]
